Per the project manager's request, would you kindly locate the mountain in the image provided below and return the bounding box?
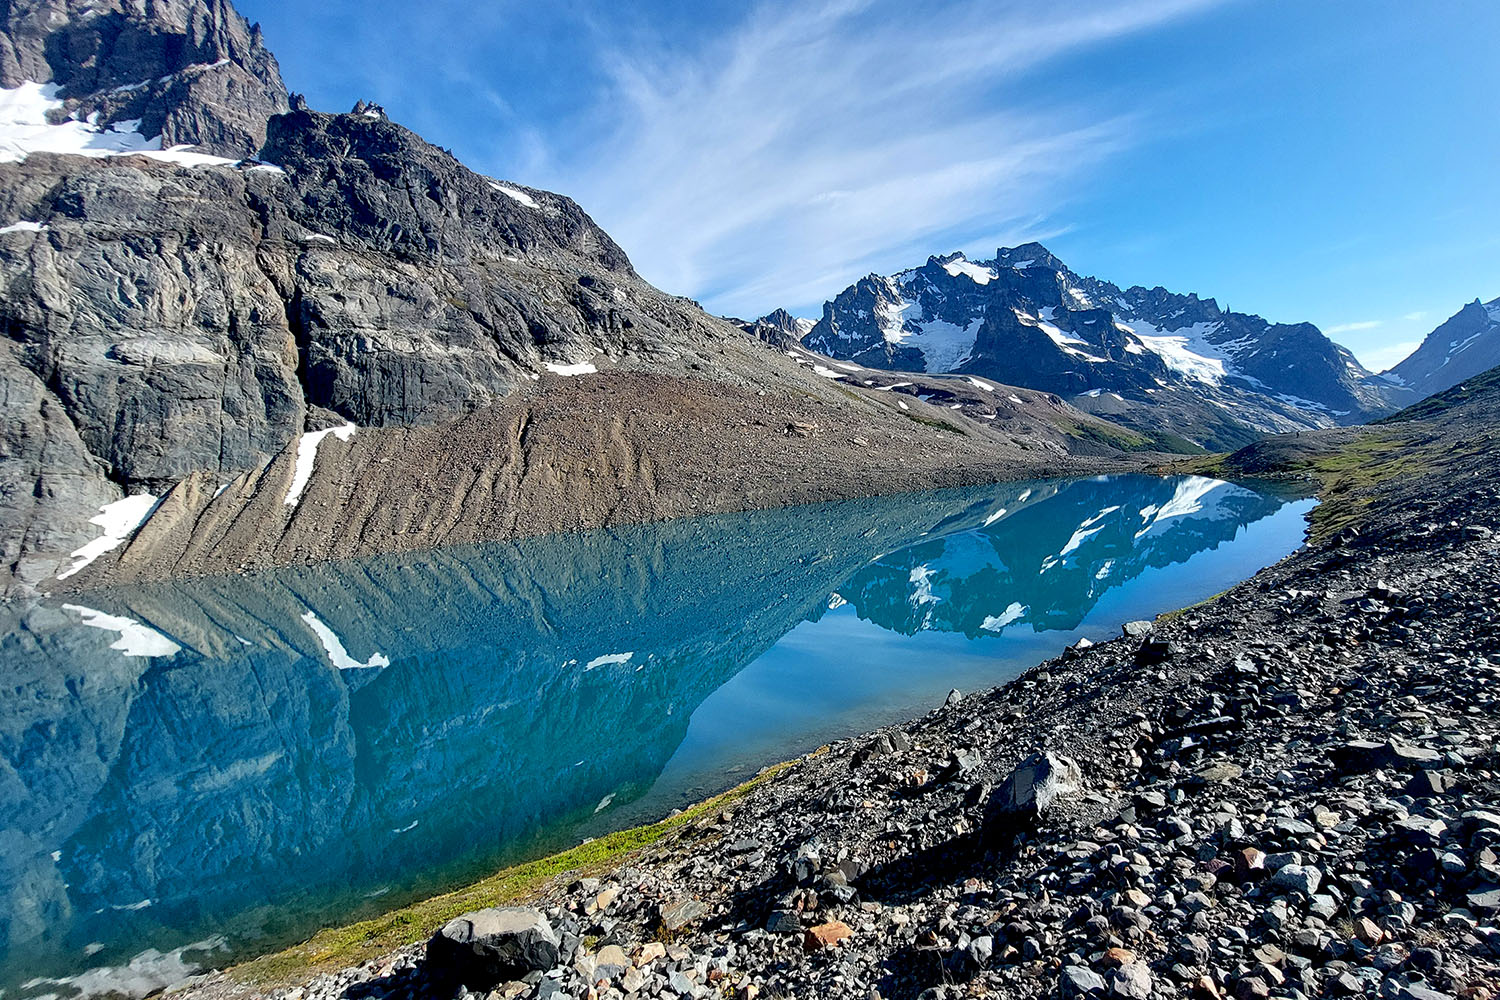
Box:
[1378,296,1500,401]
[0,0,288,159]
[0,1,1153,596]
[734,309,816,348]
[798,242,1400,450]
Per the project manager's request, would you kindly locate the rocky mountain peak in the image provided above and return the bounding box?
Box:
[802,241,1402,449]
[0,0,288,157]
[994,241,1063,272]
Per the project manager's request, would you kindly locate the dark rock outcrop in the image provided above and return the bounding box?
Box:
[0,0,288,157]
[426,909,561,989]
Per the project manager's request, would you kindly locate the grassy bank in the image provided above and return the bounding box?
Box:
[231,759,804,985]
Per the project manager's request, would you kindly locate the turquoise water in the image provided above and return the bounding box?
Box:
[0,475,1312,996]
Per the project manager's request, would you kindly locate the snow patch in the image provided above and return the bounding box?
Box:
[0,81,239,166]
[300,610,389,671]
[58,494,160,579]
[62,604,180,658]
[284,424,357,508]
[585,651,634,670]
[491,182,539,208]
[0,219,45,234]
[941,256,998,285]
[1122,320,1230,385]
[980,602,1027,632]
[544,361,598,376]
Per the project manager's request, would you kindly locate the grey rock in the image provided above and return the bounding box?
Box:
[427,907,561,990]
[659,898,709,931]
[1060,965,1108,998]
[987,750,1083,822]
[1268,865,1322,896]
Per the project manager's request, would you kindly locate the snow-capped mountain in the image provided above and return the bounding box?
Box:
[1378,297,1500,401]
[799,243,1400,450]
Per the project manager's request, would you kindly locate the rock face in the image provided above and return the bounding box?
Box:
[0,0,288,157]
[427,908,561,989]
[1379,296,1500,402]
[0,2,1154,596]
[800,243,1401,449]
[734,308,816,348]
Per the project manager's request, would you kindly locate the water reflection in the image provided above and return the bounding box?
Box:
[0,476,1308,995]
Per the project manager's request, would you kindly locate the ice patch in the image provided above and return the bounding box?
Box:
[584,651,633,670]
[58,494,160,579]
[0,81,238,166]
[62,605,180,658]
[941,256,998,285]
[300,610,389,671]
[491,182,539,208]
[543,361,598,376]
[1122,321,1230,385]
[284,424,356,507]
[980,602,1027,632]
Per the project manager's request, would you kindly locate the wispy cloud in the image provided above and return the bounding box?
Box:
[536,0,1224,317]
[1325,320,1383,334]
[1402,310,1428,322]
[1358,339,1421,373]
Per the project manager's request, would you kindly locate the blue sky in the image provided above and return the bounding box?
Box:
[239,0,1498,372]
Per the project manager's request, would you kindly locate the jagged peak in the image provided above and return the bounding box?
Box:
[994,242,1063,271]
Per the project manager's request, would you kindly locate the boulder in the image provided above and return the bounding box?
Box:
[426,907,561,989]
[987,750,1083,824]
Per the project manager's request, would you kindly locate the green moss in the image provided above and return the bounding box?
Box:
[1055,418,1163,453]
[232,760,798,985]
[901,409,968,435]
[1165,424,1461,543]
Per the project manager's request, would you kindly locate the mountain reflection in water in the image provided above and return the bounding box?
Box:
[0,475,1312,996]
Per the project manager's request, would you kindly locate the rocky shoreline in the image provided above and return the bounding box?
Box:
[176,387,1500,1000]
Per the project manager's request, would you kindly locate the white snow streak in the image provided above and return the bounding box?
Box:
[62,604,180,658]
[57,494,160,580]
[284,424,357,508]
[300,610,390,671]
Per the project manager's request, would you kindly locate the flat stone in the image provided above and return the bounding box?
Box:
[987,750,1083,822]
[803,920,852,950]
[1061,965,1108,998]
[659,897,710,931]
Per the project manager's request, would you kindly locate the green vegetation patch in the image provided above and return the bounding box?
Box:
[232,760,799,986]
[1170,423,1455,543]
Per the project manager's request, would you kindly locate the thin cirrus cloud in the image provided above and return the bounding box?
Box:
[1325,320,1383,334]
[535,0,1226,319]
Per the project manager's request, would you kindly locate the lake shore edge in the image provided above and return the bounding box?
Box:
[176,391,1500,1000]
